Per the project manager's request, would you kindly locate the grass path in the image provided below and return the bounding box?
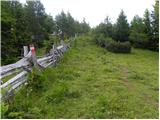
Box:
[6,35,158,119]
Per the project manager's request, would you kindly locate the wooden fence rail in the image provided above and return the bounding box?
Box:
[0,38,74,99]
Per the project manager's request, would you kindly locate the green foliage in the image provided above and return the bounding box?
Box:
[114,10,130,42]
[92,28,131,53]
[23,107,42,119]
[92,11,131,53]
[7,111,24,119]
[44,36,59,54]
[4,104,42,119]
[1,103,9,118]
[95,34,106,47]
[143,9,152,39]
[80,18,91,34]
[92,3,159,51]
[25,0,49,47]
[55,11,90,39]
[152,0,159,38]
[45,83,69,104]
[44,15,55,33]
[105,38,131,53]
[129,0,159,51]
[92,16,113,39]
[129,32,149,48]
[1,1,18,65]
[45,82,81,104]
[129,15,149,48]
[150,0,159,51]
[94,24,112,37]
[27,69,47,92]
[2,35,158,118]
[129,1,159,51]
[1,1,55,64]
[55,11,68,39]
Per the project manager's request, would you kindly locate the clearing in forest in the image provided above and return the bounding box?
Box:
[3,35,158,119]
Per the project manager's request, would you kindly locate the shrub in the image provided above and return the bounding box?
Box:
[1,103,9,118]
[27,69,46,93]
[129,33,149,49]
[92,34,131,53]
[23,107,42,119]
[7,112,24,119]
[105,38,131,53]
[97,34,107,47]
[92,34,106,47]
[132,39,148,49]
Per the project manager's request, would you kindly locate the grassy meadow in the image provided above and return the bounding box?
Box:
[2,35,159,119]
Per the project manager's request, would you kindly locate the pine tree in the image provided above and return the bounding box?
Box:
[25,0,46,47]
[150,0,159,51]
[115,10,129,42]
[66,12,76,37]
[143,9,152,39]
[1,1,18,64]
[129,15,148,48]
[55,11,68,40]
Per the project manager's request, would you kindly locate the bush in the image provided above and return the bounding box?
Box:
[23,107,42,119]
[27,69,46,93]
[129,33,149,49]
[92,34,131,53]
[132,39,148,49]
[7,112,24,119]
[1,103,9,118]
[92,34,106,47]
[105,38,131,53]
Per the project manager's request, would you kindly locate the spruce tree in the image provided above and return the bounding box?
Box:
[129,15,148,48]
[151,0,159,51]
[115,10,129,42]
[143,9,152,39]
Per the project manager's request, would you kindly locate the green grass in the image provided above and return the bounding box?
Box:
[36,47,46,56]
[2,35,158,119]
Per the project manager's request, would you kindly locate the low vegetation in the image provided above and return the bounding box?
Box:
[2,36,158,118]
[1,0,159,119]
[93,35,131,53]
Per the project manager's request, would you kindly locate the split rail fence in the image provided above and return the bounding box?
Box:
[0,38,75,99]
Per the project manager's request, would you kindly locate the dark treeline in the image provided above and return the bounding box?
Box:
[1,0,90,65]
[92,0,159,53]
[1,0,159,65]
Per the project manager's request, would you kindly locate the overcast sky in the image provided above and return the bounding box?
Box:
[20,0,155,27]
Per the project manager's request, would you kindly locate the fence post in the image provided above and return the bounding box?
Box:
[51,44,56,66]
[60,39,64,46]
[29,44,38,68]
[23,46,28,57]
[29,44,44,70]
[52,44,55,50]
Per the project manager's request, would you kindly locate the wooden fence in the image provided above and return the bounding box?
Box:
[0,38,75,99]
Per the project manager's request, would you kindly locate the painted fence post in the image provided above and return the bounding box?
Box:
[29,44,38,68]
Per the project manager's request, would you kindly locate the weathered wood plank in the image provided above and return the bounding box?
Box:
[1,71,27,88]
[44,61,54,68]
[37,55,52,63]
[9,77,27,92]
[1,51,31,75]
[57,45,63,50]
[0,69,22,80]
